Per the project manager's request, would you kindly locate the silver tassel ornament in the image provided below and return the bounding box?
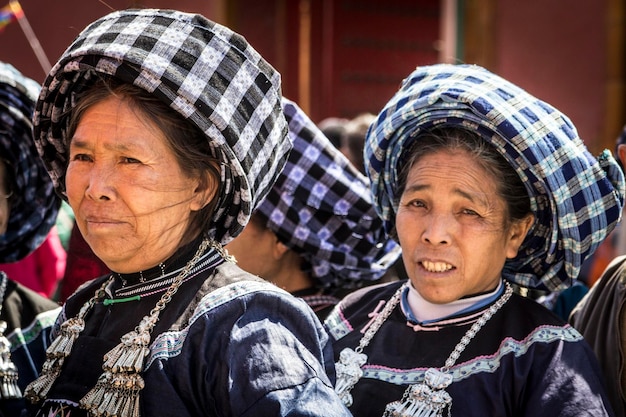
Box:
[80,325,151,416]
[334,347,367,407]
[44,317,85,357]
[384,383,452,417]
[384,369,453,417]
[103,329,151,373]
[80,371,144,417]
[0,321,21,399]
[24,317,85,403]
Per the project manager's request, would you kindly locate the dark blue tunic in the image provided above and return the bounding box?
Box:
[27,249,350,417]
[325,280,614,417]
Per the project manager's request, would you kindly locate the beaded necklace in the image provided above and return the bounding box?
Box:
[334,281,513,417]
[25,238,221,417]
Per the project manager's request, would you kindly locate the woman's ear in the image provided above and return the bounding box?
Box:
[506,213,534,259]
[190,161,220,212]
[273,239,291,260]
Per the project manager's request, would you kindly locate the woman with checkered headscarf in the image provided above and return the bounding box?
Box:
[324,64,622,417]
[24,9,351,417]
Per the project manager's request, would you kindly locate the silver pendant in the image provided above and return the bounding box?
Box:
[0,321,21,399]
[334,347,368,407]
[384,369,452,417]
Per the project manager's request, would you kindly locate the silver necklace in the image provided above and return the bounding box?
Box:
[334,281,513,417]
[25,238,221,417]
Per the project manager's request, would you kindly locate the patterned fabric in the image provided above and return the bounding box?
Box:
[365,64,625,292]
[254,98,400,289]
[0,62,60,262]
[32,8,290,245]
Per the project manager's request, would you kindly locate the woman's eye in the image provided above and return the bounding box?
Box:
[409,200,426,208]
[123,157,141,164]
[461,208,479,216]
[72,153,92,162]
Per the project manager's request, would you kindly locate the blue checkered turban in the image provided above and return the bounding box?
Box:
[365,64,625,292]
[254,98,401,289]
[0,62,60,262]
[32,9,290,244]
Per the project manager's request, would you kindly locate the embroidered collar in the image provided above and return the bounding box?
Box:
[113,248,224,300]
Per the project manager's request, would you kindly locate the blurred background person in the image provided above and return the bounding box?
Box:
[227,98,401,319]
[340,113,375,175]
[317,116,348,149]
[569,123,626,416]
[0,61,61,417]
[0,230,65,298]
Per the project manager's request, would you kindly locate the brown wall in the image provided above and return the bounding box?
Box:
[1,0,624,152]
[227,0,440,122]
[0,1,222,84]
[464,0,625,153]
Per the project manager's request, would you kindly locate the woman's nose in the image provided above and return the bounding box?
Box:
[85,163,114,201]
[421,213,451,245]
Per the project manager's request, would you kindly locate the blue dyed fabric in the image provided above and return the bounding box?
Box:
[254,98,400,289]
[365,64,625,292]
[0,62,60,262]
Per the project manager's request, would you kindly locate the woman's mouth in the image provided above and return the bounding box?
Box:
[420,260,453,272]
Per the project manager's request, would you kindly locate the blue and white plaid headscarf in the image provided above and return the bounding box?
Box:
[254,98,401,290]
[0,62,60,262]
[365,64,625,292]
[32,9,290,245]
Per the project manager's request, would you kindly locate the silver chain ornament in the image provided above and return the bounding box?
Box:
[334,282,513,417]
[26,239,216,417]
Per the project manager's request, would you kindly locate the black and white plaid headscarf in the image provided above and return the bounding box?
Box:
[0,62,60,262]
[254,98,400,290]
[32,8,290,244]
[366,64,625,292]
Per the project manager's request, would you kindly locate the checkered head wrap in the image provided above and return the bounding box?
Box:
[32,8,290,244]
[365,64,625,292]
[254,98,401,289]
[0,62,60,262]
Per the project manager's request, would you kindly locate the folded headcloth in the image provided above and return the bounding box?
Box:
[0,62,60,262]
[254,98,401,289]
[32,8,290,244]
[365,63,625,292]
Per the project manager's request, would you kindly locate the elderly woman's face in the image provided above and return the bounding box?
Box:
[66,95,208,273]
[395,149,531,304]
[0,160,9,234]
